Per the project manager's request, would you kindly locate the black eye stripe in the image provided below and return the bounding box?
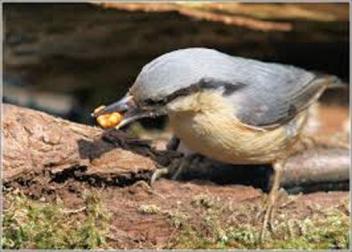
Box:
[142,78,246,106]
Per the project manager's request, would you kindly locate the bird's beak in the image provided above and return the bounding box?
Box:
[91,94,162,129]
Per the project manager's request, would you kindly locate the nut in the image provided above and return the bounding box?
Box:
[96,112,123,129]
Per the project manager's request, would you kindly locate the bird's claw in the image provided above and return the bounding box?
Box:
[150,167,169,185]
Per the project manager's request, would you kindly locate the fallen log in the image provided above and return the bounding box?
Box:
[3,104,349,190]
[3,104,157,183]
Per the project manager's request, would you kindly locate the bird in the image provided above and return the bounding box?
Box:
[92,47,343,240]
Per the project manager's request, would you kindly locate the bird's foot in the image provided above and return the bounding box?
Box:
[150,154,201,185]
[258,188,285,242]
[150,157,183,185]
[150,166,169,185]
[257,196,273,241]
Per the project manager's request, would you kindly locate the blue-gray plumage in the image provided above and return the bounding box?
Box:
[130,48,334,128]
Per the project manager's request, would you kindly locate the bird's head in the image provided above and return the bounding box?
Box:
[92,48,243,129]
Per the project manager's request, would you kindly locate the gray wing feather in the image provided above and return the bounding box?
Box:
[226,60,328,127]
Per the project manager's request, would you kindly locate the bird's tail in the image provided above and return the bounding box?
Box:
[311,72,347,90]
[323,75,348,89]
[328,76,347,89]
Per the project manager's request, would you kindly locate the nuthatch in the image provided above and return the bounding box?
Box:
[92,48,342,239]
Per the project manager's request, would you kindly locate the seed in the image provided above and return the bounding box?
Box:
[96,112,123,129]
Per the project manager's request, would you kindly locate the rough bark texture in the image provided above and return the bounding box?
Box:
[3,103,349,190]
[3,104,157,183]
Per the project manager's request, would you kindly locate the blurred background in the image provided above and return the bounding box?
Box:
[3,2,349,132]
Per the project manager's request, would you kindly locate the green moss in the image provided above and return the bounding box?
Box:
[170,196,349,249]
[2,190,111,249]
[3,189,348,249]
[265,206,349,249]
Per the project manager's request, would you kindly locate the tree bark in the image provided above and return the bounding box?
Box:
[3,104,349,189]
[3,104,157,183]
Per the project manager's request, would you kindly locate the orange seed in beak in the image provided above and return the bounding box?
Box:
[96,112,124,129]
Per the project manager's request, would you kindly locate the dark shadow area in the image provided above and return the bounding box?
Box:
[176,163,349,194]
[77,129,154,161]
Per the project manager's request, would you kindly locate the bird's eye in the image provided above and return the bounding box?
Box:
[143,99,156,105]
[142,98,164,106]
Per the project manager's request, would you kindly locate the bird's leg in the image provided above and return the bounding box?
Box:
[171,154,203,180]
[150,166,170,185]
[260,160,285,242]
[150,136,182,185]
[151,136,202,185]
[150,154,200,185]
[171,159,186,180]
[150,159,184,185]
[166,135,181,151]
[150,157,181,185]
